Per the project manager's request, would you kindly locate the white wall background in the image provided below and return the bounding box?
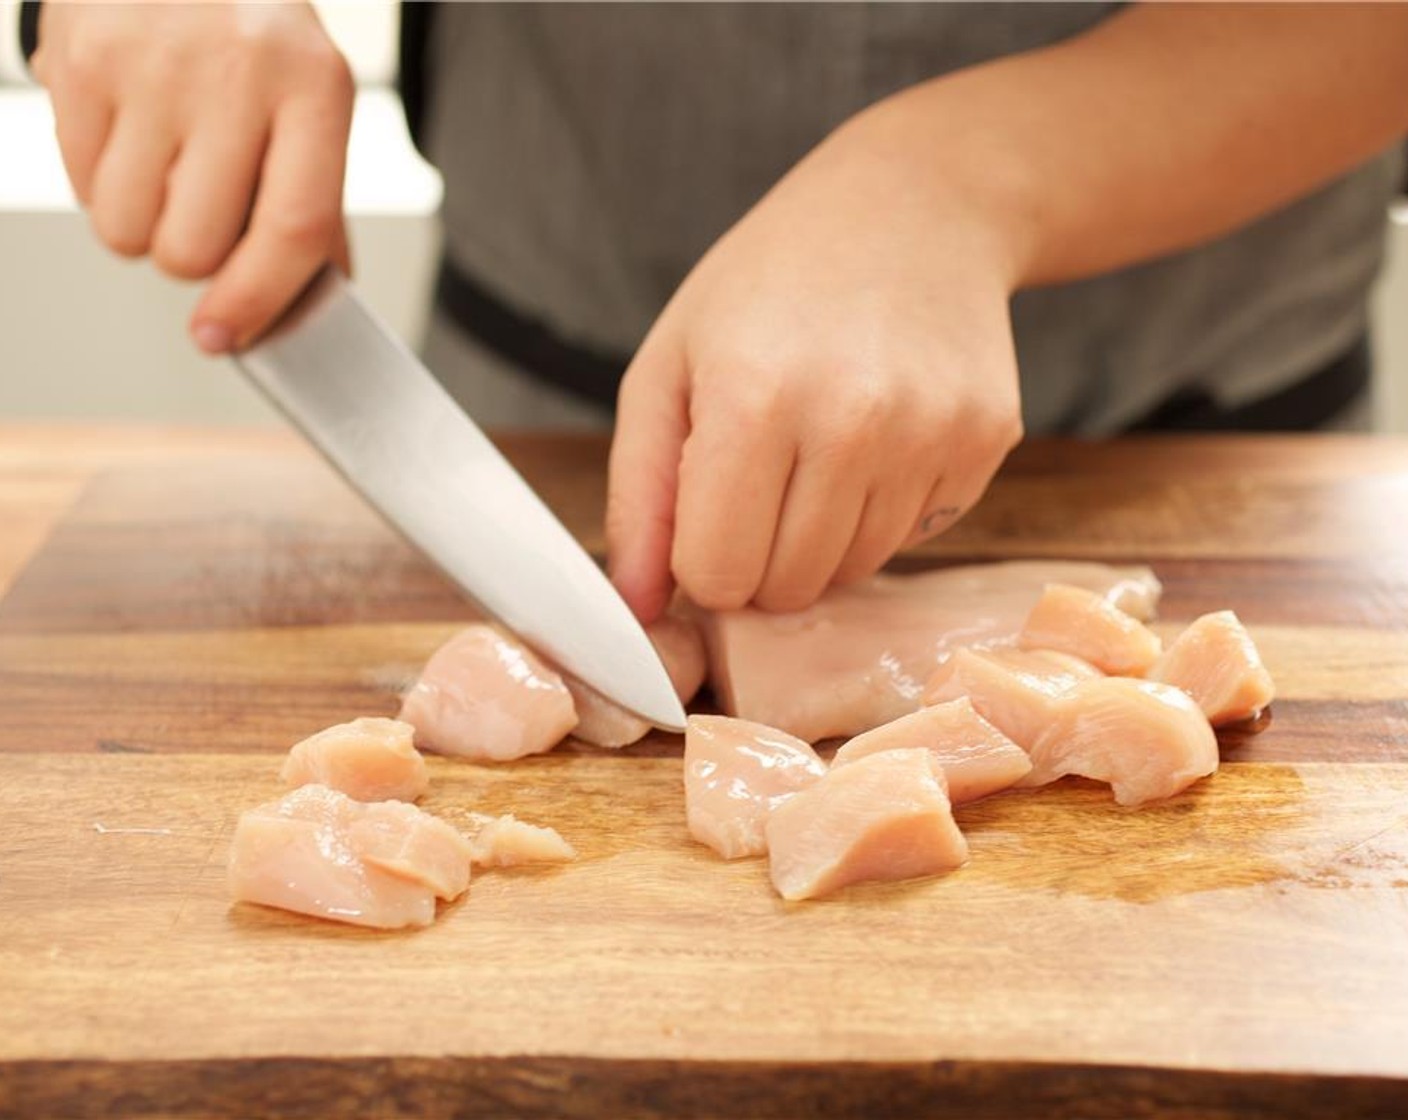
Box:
[1,2,1406,432]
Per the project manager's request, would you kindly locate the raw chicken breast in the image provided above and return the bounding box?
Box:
[280,717,429,803]
[228,784,471,929]
[1025,678,1219,806]
[923,646,1102,749]
[465,813,577,867]
[684,714,827,859]
[350,801,474,901]
[566,613,708,748]
[696,560,1160,741]
[1018,582,1162,675]
[398,624,577,762]
[831,698,1032,803]
[1148,610,1275,725]
[765,748,969,901]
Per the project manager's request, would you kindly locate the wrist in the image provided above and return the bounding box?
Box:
[827,77,1048,295]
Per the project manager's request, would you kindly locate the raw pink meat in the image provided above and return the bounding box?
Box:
[696,560,1160,741]
[1148,611,1275,725]
[280,717,428,803]
[684,714,827,859]
[765,748,969,901]
[1018,582,1162,675]
[398,624,577,762]
[465,813,577,867]
[565,613,708,748]
[830,698,1032,803]
[1024,677,1219,806]
[227,784,472,929]
[923,646,1102,749]
[351,802,473,900]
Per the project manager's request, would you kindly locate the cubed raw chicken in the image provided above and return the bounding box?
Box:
[228,784,472,929]
[831,698,1032,803]
[923,646,1102,749]
[765,748,969,901]
[350,801,473,900]
[565,613,708,748]
[1024,677,1220,806]
[684,714,827,860]
[1148,610,1275,725]
[280,717,429,803]
[696,560,1160,741]
[1017,582,1163,675]
[465,813,577,867]
[398,624,578,762]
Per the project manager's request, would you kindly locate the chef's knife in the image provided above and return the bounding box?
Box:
[232,266,687,732]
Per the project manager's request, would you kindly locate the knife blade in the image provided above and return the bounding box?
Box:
[231,267,687,732]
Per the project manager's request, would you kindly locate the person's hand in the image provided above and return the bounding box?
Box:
[31,2,354,354]
[606,101,1027,621]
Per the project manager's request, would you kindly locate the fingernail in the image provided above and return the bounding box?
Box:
[193,322,234,355]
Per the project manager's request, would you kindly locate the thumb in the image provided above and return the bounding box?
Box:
[606,328,690,624]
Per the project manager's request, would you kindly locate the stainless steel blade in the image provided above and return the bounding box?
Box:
[232,267,686,732]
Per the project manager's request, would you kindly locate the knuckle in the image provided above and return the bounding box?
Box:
[317,50,356,104]
[133,47,180,99]
[235,17,299,61]
[835,371,892,427]
[996,410,1025,453]
[266,204,338,252]
[210,42,269,98]
[807,396,892,468]
[968,400,1024,461]
[59,20,117,86]
[60,46,104,94]
[288,39,355,105]
[717,373,789,436]
[675,560,755,613]
[803,423,867,474]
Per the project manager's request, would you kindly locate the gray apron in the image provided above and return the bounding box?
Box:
[417,2,1402,433]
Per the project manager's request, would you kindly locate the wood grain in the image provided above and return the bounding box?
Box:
[1,753,1407,1119]
[0,622,1403,760]
[0,429,1406,1119]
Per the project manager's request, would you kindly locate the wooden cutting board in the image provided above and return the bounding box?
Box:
[1,426,1406,1119]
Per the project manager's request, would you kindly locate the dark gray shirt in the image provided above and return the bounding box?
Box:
[422,2,1403,434]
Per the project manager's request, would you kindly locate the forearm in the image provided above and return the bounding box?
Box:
[849,2,1408,290]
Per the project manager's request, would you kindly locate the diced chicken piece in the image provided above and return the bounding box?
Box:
[831,698,1032,803]
[349,802,473,900]
[228,785,471,929]
[684,714,827,859]
[1025,677,1219,806]
[465,813,577,867]
[1148,610,1275,725]
[696,560,1160,741]
[765,748,969,902]
[923,646,1102,749]
[398,624,577,762]
[566,613,708,748]
[280,717,429,803]
[1017,582,1163,675]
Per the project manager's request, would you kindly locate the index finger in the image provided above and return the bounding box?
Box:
[191,84,353,353]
